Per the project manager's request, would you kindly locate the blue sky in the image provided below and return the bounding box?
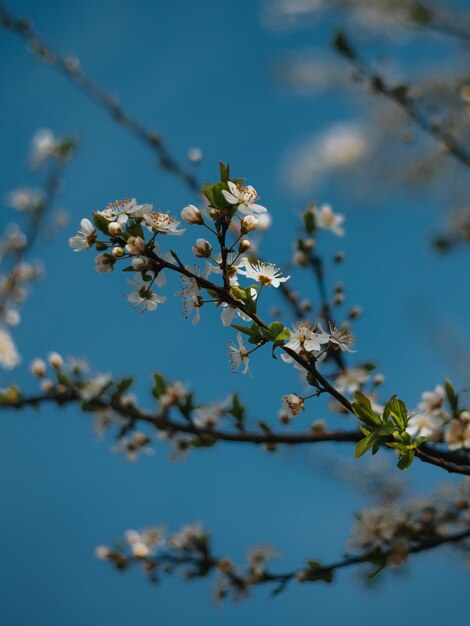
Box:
[1,1,469,624]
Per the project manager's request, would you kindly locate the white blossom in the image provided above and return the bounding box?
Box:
[314,204,345,236]
[142,211,185,235]
[8,188,43,212]
[181,204,204,225]
[0,328,20,369]
[285,321,329,353]
[328,322,355,352]
[222,181,267,215]
[98,198,147,225]
[95,253,114,273]
[127,276,166,313]
[69,218,97,251]
[228,333,251,374]
[238,259,289,288]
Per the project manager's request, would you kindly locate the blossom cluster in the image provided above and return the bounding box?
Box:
[0,129,75,373]
[68,164,351,379]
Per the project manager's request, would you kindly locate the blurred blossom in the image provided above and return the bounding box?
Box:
[0,327,21,369]
[7,188,44,212]
[282,123,370,194]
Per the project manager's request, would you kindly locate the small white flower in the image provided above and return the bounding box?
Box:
[314,204,345,237]
[69,218,96,251]
[127,276,166,313]
[80,374,112,402]
[187,147,203,163]
[407,411,444,439]
[125,236,146,256]
[445,421,470,450]
[95,253,114,273]
[181,204,204,225]
[30,129,57,168]
[206,253,248,286]
[418,385,445,414]
[335,367,369,393]
[283,393,304,416]
[98,198,147,225]
[241,215,258,234]
[142,211,185,235]
[194,405,224,428]
[192,238,212,258]
[170,523,206,550]
[160,382,188,408]
[177,274,202,324]
[238,259,289,288]
[8,188,43,212]
[112,431,153,461]
[30,358,47,377]
[125,526,165,557]
[328,322,355,352]
[285,321,329,353]
[48,351,63,369]
[228,332,250,374]
[0,328,21,369]
[108,221,122,236]
[222,181,267,215]
[95,546,111,560]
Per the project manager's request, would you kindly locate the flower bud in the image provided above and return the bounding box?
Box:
[373,374,385,386]
[125,236,146,255]
[95,242,108,252]
[187,147,203,163]
[192,238,212,258]
[112,246,125,258]
[131,256,147,270]
[30,358,46,377]
[48,351,63,369]
[334,251,345,263]
[181,204,204,225]
[95,546,111,560]
[108,221,122,236]
[238,239,251,253]
[240,215,258,234]
[294,251,308,266]
[41,379,55,393]
[348,306,362,320]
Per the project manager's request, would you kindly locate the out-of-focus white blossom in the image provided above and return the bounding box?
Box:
[0,328,20,369]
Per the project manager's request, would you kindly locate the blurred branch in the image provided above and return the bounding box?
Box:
[99,518,470,599]
[0,2,200,194]
[334,31,470,169]
[3,387,470,475]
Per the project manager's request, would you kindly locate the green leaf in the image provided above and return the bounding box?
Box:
[152,373,166,399]
[377,421,395,436]
[397,452,415,471]
[275,328,290,343]
[445,379,458,413]
[386,395,409,430]
[303,208,315,234]
[219,162,230,182]
[231,324,252,337]
[92,211,111,235]
[355,433,377,458]
[352,391,382,427]
[203,183,215,205]
[115,378,133,396]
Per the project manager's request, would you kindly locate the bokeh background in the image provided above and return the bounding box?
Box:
[1,1,470,624]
